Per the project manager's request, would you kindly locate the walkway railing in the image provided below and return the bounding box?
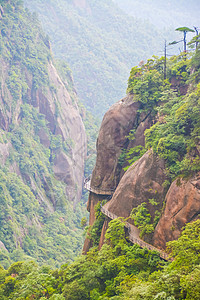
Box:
[101,206,169,261]
[84,175,169,260]
[84,175,115,195]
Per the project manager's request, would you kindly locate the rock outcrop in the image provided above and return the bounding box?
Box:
[91,95,140,194]
[153,174,200,250]
[98,219,109,249]
[84,94,153,253]
[85,86,200,253]
[83,193,107,254]
[103,150,166,222]
[97,150,166,246]
[47,62,87,203]
[0,240,7,252]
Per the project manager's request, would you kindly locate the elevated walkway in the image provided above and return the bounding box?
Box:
[84,175,169,260]
[101,205,169,261]
[84,176,114,195]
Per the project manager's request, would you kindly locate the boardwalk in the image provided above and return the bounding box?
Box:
[84,175,169,260]
[84,177,92,191]
[84,176,114,195]
[101,206,169,261]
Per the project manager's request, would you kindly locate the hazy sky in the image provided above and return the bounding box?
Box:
[114,0,200,30]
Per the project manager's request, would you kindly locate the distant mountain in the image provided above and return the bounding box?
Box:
[114,0,200,29]
[24,0,166,117]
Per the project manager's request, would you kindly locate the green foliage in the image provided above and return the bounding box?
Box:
[148,198,159,206]
[123,145,146,171]
[168,53,190,84]
[86,201,106,246]
[190,44,200,82]
[81,217,88,228]
[130,203,154,238]
[105,219,127,248]
[127,57,170,112]
[175,27,195,33]
[0,0,50,93]
[180,267,200,300]
[6,67,24,102]
[143,50,200,179]
[120,220,200,300]
[55,219,163,300]
[167,220,200,272]
[0,218,200,300]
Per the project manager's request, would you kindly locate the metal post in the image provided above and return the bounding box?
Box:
[164,40,167,80]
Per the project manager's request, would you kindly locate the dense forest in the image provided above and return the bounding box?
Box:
[0,218,200,299]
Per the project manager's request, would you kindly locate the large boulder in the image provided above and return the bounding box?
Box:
[84,95,155,252]
[84,95,156,252]
[98,150,166,248]
[103,150,166,223]
[153,173,200,250]
[91,95,140,194]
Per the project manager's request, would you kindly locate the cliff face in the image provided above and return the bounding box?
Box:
[0,59,86,205]
[46,62,87,204]
[83,94,153,253]
[0,1,87,266]
[153,174,200,249]
[103,150,166,222]
[91,95,140,194]
[97,149,166,248]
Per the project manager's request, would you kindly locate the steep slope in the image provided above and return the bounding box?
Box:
[0,0,87,267]
[24,0,165,117]
[84,45,200,252]
[83,93,154,252]
[90,95,140,194]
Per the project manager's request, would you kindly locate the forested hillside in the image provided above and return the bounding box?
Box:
[1,218,199,299]
[0,0,88,268]
[82,32,200,298]
[24,0,165,117]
